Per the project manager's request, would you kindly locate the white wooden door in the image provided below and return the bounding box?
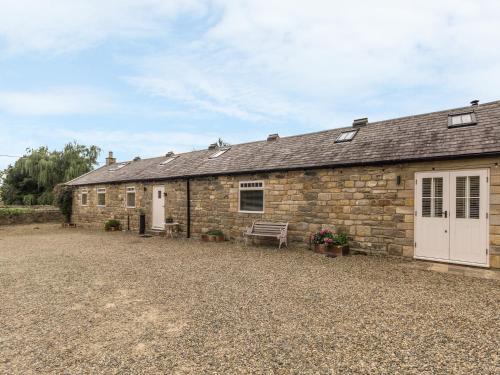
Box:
[415,172,450,261]
[415,170,489,267]
[449,170,488,266]
[152,185,165,229]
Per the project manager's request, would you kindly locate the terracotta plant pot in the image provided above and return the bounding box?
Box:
[208,234,225,242]
[201,234,209,242]
[326,245,349,256]
[314,244,329,254]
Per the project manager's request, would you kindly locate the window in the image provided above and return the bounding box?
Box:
[456,176,480,219]
[97,188,106,207]
[108,162,128,171]
[422,177,443,217]
[126,187,136,208]
[160,156,177,165]
[209,147,230,159]
[239,181,264,213]
[448,112,477,128]
[335,130,357,143]
[81,188,88,206]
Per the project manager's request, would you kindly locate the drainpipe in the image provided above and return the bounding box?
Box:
[186,178,191,238]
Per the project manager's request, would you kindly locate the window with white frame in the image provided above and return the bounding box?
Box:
[126,187,136,208]
[239,181,264,212]
[335,130,358,143]
[209,147,230,159]
[448,112,477,128]
[97,188,106,207]
[81,188,88,206]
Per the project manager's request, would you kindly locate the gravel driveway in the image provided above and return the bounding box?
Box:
[0,224,498,374]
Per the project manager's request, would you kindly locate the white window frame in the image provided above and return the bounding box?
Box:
[126,186,136,208]
[335,130,358,143]
[238,180,265,213]
[81,188,88,206]
[209,147,230,159]
[96,187,106,207]
[448,112,477,128]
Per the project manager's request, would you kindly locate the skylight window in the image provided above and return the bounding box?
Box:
[209,147,230,159]
[448,112,477,128]
[335,130,358,143]
[160,156,177,165]
[108,162,128,171]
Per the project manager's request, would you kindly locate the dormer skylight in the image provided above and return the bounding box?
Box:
[209,147,230,159]
[160,156,178,166]
[335,130,358,143]
[448,112,477,128]
[108,162,128,171]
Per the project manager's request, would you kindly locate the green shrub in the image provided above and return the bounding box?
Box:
[0,207,33,216]
[54,184,73,223]
[207,229,223,236]
[104,219,121,231]
[22,194,36,205]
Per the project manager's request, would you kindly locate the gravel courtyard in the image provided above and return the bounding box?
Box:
[0,224,498,374]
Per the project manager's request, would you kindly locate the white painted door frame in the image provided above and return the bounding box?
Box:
[414,169,489,267]
[152,185,165,230]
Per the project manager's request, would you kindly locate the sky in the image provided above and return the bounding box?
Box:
[1,0,500,169]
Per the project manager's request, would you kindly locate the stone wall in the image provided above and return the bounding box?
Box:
[0,207,63,226]
[71,156,500,268]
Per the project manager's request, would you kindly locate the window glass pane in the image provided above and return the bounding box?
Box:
[456,198,466,218]
[81,194,87,205]
[422,178,431,197]
[240,190,264,212]
[434,197,443,217]
[98,193,105,206]
[127,192,135,207]
[469,198,480,219]
[451,115,462,125]
[422,198,431,217]
[469,176,480,197]
[461,114,472,123]
[456,176,466,197]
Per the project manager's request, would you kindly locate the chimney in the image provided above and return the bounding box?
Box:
[208,143,218,150]
[267,133,279,142]
[352,118,368,128]
[470,99,479,106]
[165,151,175,157]
[105,151,116,166]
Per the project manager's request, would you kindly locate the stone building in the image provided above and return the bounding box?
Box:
[67,100,500,268]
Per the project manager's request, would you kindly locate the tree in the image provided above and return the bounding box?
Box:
[0,142,100,205]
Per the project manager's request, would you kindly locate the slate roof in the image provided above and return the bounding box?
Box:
[67,100,500,186]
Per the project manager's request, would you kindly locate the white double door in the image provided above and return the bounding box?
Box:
[415,170,489,267]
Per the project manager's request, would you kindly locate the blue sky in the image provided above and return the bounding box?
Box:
[1,0,500,169]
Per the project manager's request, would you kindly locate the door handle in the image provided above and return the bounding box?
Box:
[444,210,448,218]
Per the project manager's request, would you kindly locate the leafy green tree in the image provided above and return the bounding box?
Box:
[0,142,100,205]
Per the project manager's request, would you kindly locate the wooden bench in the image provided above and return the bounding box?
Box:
[244,221,289,249]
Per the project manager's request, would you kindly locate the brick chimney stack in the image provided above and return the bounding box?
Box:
[106,151,116,166]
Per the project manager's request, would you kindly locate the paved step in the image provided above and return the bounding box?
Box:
[146,229,166,237]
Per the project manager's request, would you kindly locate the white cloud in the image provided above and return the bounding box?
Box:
[0,0,206,54]
[0,87,115,115]
[126,0,500,126]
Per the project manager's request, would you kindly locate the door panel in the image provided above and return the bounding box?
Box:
[449,170,488,265]
[415,172,450,261]
[152,186,165,229]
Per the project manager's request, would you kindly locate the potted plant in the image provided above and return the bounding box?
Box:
[202,229,225,242]
[310,229,349,255]
[326,232,349,256]
[104,219,121,231]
